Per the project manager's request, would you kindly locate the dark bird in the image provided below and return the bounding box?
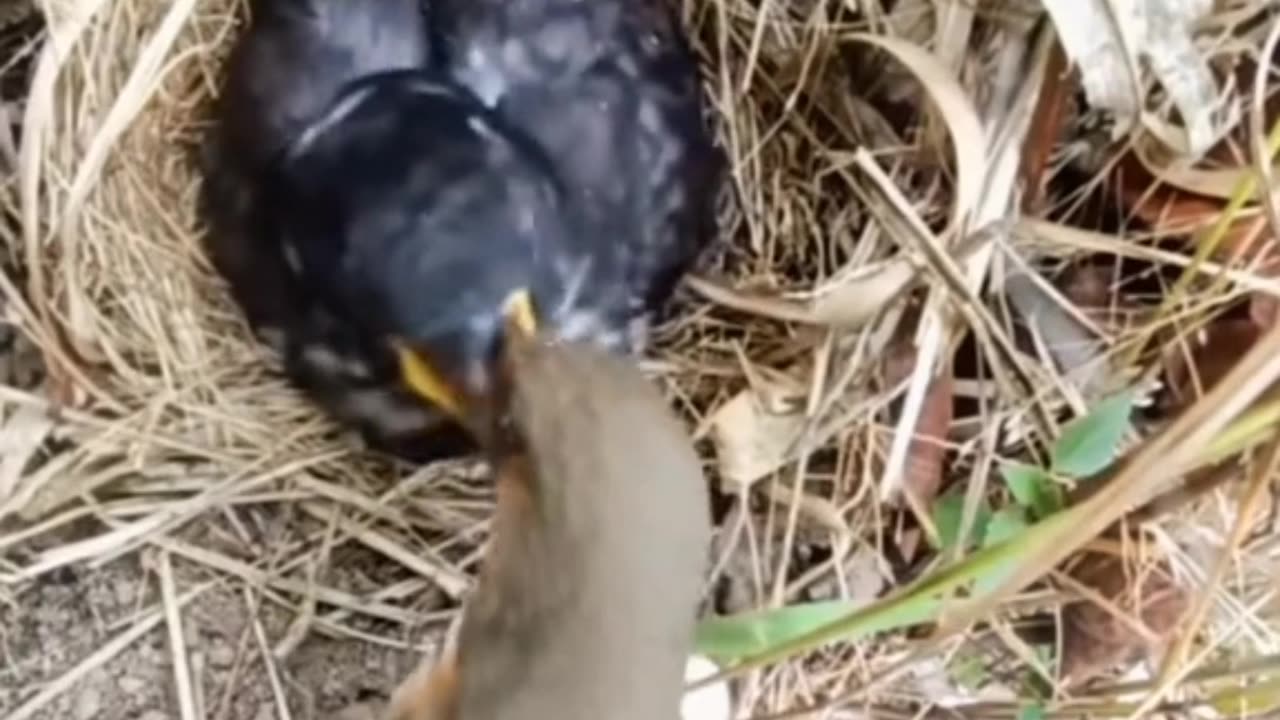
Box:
[200,0,721,461]
[383,321,711,720]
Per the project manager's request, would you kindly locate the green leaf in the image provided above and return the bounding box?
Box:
[1001,463,1046,508]
[932,494,991,551]
[1033,483,1066,519]
[700,506,1066,676]
[1051,390,1136,478]
[694,601,860,662]
[1017,703,1047,720]
[1000,463,1064,518]
[975,506,1030,595]
[933,494,964,550]
[982,506,1028,548]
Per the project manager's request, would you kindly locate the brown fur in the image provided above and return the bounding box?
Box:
[386,337,710,719]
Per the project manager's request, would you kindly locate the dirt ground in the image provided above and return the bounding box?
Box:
[1,530,442,720]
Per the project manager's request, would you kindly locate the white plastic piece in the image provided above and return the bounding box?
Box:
[681,654,732,720]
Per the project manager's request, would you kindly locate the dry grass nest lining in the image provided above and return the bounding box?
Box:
[0,1,928,557]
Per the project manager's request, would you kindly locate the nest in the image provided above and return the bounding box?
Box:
[0,0,942,531]
[1,0,1007,715]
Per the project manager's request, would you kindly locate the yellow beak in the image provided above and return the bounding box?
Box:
[396,343,466,419]
[395,288,539,422]
[501,287,538,340]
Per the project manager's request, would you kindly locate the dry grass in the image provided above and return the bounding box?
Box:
[3,0,1280,718]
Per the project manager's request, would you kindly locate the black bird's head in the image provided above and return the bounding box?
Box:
[264,70,594,442]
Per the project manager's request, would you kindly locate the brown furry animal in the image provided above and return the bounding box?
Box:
[385,331,711,720]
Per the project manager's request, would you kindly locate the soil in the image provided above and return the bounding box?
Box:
[0,540,440,720]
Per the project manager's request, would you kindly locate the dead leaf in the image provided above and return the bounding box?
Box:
[1007,268,1112,398]
[1060,549,1190,687]
[1162,317,1261,411]
[1039,0,1138,125]
[683,258,920,332]
[881,340,952,510]
[1019,40,1073,215]
[709,377,807,488]
[1251,275,1280,330]
[1110,137,1280,364]
[1132,134,1265,201]
[845,32,986,235]
[1114,152,1276,265]
[1043,0,1223,154]
[809,259,918,329]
